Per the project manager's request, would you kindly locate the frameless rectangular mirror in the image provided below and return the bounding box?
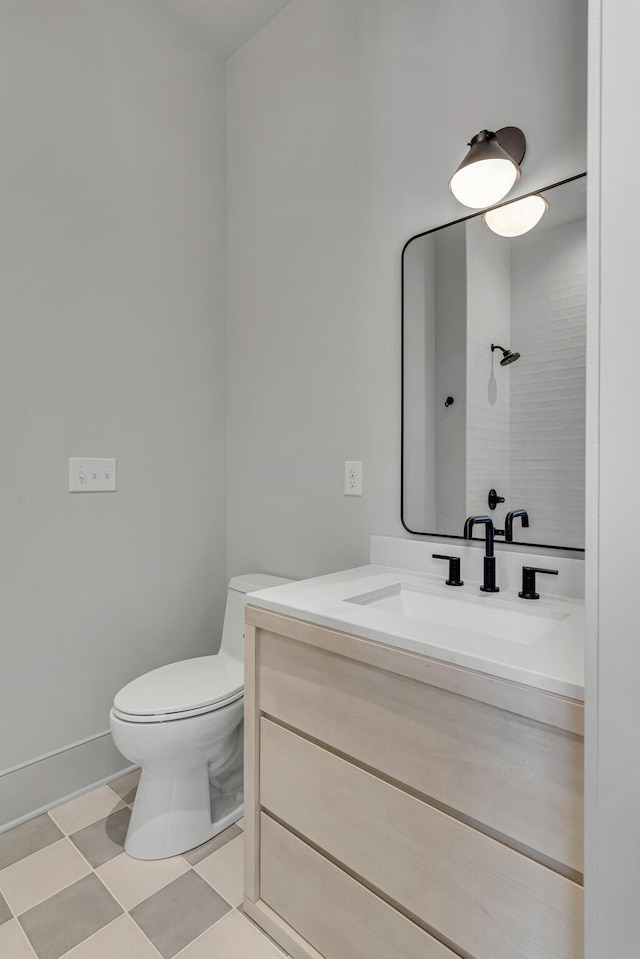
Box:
[402,174,586,551]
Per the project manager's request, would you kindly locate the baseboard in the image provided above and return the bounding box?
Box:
[0,731,132,833]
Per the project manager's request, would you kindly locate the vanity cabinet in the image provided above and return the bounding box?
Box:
[244,605,584,959]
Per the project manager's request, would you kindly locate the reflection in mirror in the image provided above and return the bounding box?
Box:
[402,175,586,550]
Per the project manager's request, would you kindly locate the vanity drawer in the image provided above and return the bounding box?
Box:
[258,629,583,874]
[260,719,583,959]
[260,814,458,959]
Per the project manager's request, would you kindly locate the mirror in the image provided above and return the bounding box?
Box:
[402,174,586,550]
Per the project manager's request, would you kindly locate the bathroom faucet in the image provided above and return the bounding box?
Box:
[463,515,499,592]
[505,509,530,542]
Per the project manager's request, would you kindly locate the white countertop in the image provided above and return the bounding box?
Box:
[248,564,585,701]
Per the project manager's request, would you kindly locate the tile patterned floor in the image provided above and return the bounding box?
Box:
[0,773,287,959]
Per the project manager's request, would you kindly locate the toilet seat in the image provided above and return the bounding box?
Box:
[112,654,244,724]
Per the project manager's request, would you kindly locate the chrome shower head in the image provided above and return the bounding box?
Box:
[491,343,521,366]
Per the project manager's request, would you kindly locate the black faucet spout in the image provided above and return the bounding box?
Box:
[464,515,499,592]
[463,515,495,557]
[505,509,530,542]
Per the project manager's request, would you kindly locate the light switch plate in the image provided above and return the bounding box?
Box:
[69,458,117,492]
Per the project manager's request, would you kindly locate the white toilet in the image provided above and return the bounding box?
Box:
[109,573,291,860]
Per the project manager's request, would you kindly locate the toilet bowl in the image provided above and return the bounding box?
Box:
[109,573,291,860]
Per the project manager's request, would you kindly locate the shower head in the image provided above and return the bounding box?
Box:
[491,343,521,366]
[500,350,521,366]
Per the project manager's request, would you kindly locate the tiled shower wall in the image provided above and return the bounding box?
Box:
[509,219,587,548]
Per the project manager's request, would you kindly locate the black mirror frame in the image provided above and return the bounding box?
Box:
[400,171,587,553]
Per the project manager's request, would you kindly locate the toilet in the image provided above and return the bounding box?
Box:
[109,573,291,860]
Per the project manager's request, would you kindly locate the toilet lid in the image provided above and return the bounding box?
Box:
[113,654,244,721]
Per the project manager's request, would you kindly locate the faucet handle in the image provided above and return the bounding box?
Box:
[519,566,558,600]
[432,554,464,587]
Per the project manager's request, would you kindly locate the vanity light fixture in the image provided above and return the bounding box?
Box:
[483,194,549,237]
[448,127,526,209]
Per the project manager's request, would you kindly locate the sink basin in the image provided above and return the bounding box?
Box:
[345,581,568,646]
[247,558,584,698]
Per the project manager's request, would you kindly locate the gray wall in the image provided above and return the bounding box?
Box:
[0,0,228,818]
[226,0,588,580]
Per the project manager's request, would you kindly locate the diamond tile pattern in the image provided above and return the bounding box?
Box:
[49,786,124,836]
[194,833,244,906]
[108,769,140,806]
[178,909,285,958]
[19,874,122,959]
[96,850,190,910]
[0,781,283,959]
[0,919,37,959]
[0,890,11,926]
[0,814,62,870]
[63,914,160,958]
[0,838,90,916]
[70,806,132,869]
[130,870,230,958]
[183,822,242,865]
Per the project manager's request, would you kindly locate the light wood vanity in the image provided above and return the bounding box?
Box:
[243,604,584,959]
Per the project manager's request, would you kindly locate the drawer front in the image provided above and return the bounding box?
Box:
[260,719,583,959]
[259,630,583,873]
[260,814,459,959]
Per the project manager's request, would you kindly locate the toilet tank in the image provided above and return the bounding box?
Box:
[221,573,294,662]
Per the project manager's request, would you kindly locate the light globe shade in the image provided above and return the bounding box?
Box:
[483,194,549,237]
[449,157,519,209]
[448,130,522,208]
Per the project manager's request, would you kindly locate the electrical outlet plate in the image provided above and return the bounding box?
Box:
[69,458,117,492]
[344,461,363,496]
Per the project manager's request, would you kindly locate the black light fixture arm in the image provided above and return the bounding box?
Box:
[493,126,526,165]
[465,128,526,165]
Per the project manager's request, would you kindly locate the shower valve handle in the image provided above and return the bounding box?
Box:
[488,488,505,510]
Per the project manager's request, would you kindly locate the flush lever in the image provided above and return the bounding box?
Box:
[432,554,464,587]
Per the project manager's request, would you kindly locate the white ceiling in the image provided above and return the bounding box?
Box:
[159,0,292,58]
